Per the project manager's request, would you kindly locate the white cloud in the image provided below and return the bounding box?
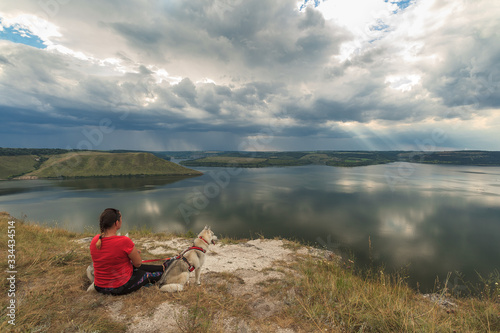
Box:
[312,0,397,61]
[315,0,396,37]
[385,74,421,92]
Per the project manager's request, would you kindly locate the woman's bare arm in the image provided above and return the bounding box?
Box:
[128,246,142,268]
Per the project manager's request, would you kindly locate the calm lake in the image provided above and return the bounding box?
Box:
[1,162,499,292]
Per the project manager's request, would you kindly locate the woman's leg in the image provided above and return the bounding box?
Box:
[139,264,164,272]
[121,266,164,294]
[136,264,164,283]
[96,265,164,296]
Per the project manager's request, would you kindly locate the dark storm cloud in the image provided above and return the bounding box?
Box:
[107,0,348,81]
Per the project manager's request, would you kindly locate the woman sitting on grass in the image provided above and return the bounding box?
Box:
[90,208,164,295]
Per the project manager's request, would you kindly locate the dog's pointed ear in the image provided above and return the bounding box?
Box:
[204,225,208,230]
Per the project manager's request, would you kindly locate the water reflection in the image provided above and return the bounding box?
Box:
[0,175,198,196]
[1,164,499,292]
[176,164,500,291]
[0,180,57,196]
[55,175,199,191]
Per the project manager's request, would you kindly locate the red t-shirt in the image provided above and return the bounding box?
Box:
[90,235,135,288]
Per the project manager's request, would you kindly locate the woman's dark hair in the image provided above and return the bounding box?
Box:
[95,208,121,250]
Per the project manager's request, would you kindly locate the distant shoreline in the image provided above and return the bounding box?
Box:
[13,173,203,180]
[179,150,500,168]
[2,148,500,180]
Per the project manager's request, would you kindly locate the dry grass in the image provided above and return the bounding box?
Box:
[173,281,252,332]
[1,211,498,333]
[0,212,125,332]
[286,258,500,332]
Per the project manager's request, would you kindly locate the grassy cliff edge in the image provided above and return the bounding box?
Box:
[0,212,498,332]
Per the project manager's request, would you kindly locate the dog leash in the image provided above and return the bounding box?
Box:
[141,246,206,263]
[141,257,171,263]
[141,236,209,263]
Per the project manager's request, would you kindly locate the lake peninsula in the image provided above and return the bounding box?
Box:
[0,149,202,180]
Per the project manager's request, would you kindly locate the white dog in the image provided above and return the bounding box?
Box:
[158,226,217,293]
[86,263,96,292]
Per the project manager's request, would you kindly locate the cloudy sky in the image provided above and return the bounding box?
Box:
[0,0,499,151]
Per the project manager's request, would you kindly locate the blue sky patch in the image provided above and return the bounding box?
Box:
[386,0,414,12]
[394,0,414,10]
[299,0,321,11]
[371,21,390,32]
[0,21,46,49]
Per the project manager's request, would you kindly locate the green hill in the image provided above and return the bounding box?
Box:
[19,151,202,179]
[0,155,40,179]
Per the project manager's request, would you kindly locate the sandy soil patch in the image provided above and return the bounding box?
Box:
[140,238,296,271]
